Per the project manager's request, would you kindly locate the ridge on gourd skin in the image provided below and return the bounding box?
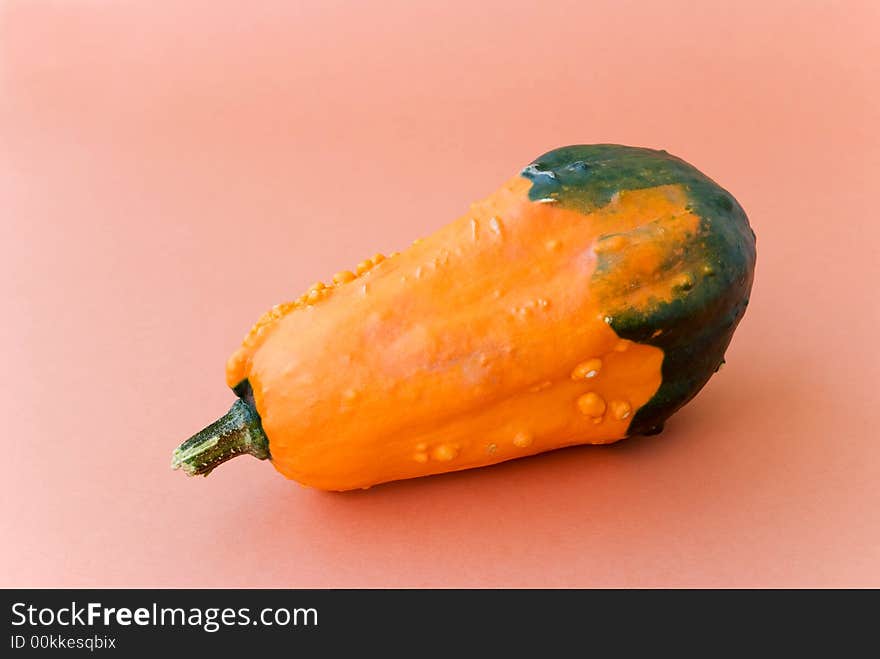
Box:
[172,144,756,491]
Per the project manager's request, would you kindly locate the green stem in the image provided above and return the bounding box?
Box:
[171,399,269,477]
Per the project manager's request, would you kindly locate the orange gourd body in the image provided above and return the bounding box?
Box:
[226,145,755,490]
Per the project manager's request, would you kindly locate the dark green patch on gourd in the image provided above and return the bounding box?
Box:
[522,145,756,436]
[232,378,256,407]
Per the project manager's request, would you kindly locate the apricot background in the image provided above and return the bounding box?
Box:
[1,1,878,586]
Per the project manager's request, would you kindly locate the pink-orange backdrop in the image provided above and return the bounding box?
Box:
[1,1,878,587]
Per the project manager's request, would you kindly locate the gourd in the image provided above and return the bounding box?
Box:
[172,145,756,491]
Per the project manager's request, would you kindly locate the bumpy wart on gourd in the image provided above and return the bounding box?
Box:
[171,144,756,491]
